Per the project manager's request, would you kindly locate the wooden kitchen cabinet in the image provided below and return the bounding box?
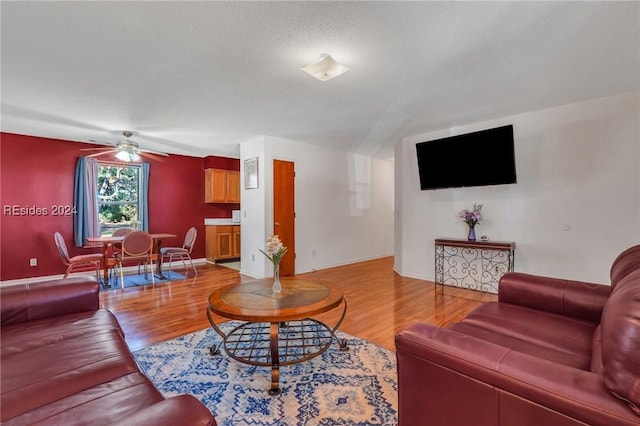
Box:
[206,225,241,261]
[205,169,240,203]
[232,225,241,258]
[226,171,240,203]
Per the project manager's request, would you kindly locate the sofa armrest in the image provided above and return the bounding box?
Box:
[498,272,611,323]
[118,395,216,426]
[395,323,638,426]
[1,277,99,326]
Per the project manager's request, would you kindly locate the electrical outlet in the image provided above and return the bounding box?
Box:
[252,254,255,261]
[30,258,37,267]
[312,250,317,257]
[494,266,500,274]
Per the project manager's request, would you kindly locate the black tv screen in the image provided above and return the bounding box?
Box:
[416,125,517,190]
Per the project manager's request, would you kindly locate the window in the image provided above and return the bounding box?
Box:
[97,163,142,235]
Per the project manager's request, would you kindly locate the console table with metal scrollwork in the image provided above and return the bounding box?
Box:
[434,238,515,294]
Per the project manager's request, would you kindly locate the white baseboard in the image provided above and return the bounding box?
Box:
[0,257,208,288]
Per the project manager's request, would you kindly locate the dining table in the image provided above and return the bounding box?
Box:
[86,233,177,286]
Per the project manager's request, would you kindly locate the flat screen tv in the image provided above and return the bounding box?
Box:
[416,125,517,190]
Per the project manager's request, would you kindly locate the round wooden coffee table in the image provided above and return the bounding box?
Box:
[206,278,348,395]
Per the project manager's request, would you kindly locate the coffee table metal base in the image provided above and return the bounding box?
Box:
[207,305,348,395]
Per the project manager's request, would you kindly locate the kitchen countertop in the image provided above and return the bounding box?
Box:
[204,218,240,226]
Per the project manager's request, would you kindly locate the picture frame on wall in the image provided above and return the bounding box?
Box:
[244,157,258,189]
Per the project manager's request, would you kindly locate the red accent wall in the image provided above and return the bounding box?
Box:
[204,156,240,170]
[0,132,239,281]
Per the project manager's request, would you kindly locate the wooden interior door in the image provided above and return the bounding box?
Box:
[273,160,295,276]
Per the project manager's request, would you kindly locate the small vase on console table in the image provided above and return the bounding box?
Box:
[467,224,476,241]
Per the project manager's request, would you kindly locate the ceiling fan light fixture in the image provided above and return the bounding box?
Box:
[115,145,140,162]
[81,130,167,161]
[114,136,142,162]
[115,150,133,162]
[301,54,349,81]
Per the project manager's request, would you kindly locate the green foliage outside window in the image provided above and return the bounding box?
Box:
[97,164,141,234]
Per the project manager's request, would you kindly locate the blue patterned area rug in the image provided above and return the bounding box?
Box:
[133,322,398,425]
[101,271,185,290]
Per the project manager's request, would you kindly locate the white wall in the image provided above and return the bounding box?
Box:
[395,91,640,285]
[239,136,267,278]
[240,135,394,278]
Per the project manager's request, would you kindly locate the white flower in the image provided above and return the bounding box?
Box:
[260,235,288,266]
[264,235,284,255]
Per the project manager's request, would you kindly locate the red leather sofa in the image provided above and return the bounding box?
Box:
[396,245,640,426]
[1,276,216,425]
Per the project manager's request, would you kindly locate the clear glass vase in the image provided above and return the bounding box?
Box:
[272,263,282,293]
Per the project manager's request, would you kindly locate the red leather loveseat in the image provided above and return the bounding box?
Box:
[396,244,640,426]
[1,276,216,425]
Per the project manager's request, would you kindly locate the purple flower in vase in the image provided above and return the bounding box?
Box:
[458,203,483,227]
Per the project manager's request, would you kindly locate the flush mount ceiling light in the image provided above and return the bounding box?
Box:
[301,54,350,81]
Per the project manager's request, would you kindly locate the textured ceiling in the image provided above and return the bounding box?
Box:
[2,1,639,161]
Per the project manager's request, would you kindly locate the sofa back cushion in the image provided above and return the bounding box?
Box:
[610,244,640,289]
[1,278,99,327]
[600,268,640,416]
[589,325,603,375]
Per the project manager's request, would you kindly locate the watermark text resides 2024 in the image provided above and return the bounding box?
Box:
[3,205,77,216]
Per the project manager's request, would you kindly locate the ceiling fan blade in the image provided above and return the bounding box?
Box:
[80,147,114,152]
[139,151,167,162]
[85,150,115,158]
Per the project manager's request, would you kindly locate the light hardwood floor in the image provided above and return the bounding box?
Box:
[99,257,496,352]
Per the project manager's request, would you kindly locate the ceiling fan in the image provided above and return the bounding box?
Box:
[81,131,169,162]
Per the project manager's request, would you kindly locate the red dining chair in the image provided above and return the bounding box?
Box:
[111,227,134,251]
[53,232,103,283]
[160,227,198,277]
[114,231,157,290]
